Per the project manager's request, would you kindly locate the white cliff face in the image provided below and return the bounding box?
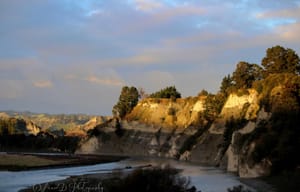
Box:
[209,89,260,134]
[128,97,206,130]
[25,120,41,135]
[224,110,272,178]
[226,145,239,172]
[221,89,259,120]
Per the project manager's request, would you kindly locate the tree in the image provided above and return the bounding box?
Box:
[219,74,234,96]
[112,86,139,118]
[198,89,209,97]
[203,93,226,122]
[262,45,300,76]
[232,61,263,89]
[149,86,181,99]
[138,87,148,99]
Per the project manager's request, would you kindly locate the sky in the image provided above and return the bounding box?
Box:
[1,0,300,115]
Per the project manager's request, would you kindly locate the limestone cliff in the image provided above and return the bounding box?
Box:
[78,89,282,178]
[126,97,206,130]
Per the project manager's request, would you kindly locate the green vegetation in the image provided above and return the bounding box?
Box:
[101,166,196,192]
[0,118,27,135]
[232,61,263,89]
[227,185,252,192]
[0,133,80,153]
[149,86,181,99]
[203,93,226,122]
[262,45,300,76]
[22,166,197,192]
[112,86,139,118]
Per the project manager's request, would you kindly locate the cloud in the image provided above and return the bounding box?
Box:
[1,0,300,114]
[85,75,124,86]
[132,0,163,12]
[256,5,300,19]
[85,9,104,17]
[275,22,300,42]
[33,80,53,88]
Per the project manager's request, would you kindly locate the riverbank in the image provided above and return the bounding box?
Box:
[20,165,197,192]
[0,153,127,171]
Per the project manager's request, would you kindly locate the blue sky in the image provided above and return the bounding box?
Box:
[1,0,300,115]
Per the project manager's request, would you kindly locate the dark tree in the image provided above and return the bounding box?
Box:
[203,93,226,121]
[220,74,234,96]
[262,45,300,76]
[232,61,263,89]
[149,86,181,99]
[198,89,209,96]
[112,86,139,118]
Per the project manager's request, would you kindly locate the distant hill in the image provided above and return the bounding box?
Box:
[0,111,111,137]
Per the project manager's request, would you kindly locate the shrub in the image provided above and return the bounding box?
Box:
[149,86,181,99]
[227,185,252,192]
[102,166,197,192]
[168,107,176,116]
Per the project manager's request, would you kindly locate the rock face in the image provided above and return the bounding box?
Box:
[0,116,41,135]
[223,110,272,178]
[126,97,206,130]
[0,111,110,137]
[25,120,41,135]
[77,120,184,158]
[78,89,275,178]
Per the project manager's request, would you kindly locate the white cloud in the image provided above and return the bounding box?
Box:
[85,9,104,17]
[85,75,124,86]
[33,80,53,88]
[132,0,163,12]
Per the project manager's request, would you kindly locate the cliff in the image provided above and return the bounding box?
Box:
[0,111,109,137]
[0,116,41,136]
[77,89,279,177]
[126,97,206,131]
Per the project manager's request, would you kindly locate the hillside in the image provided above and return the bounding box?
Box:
[78,75,299,178]
[0,111,110,137]
[78,46,300,178]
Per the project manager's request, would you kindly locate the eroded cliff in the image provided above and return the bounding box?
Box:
[78,89,279,177]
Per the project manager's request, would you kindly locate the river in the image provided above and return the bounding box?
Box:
[0,157,255,192]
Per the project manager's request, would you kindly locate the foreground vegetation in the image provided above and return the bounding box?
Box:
[21,166,198,192]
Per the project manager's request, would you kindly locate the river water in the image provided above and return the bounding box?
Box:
[0,157,255,192]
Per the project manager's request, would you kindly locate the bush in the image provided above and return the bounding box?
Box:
[168,107,176,116]
[227,185,252,192]
[102,166,197,192]
[149,86,181,99]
